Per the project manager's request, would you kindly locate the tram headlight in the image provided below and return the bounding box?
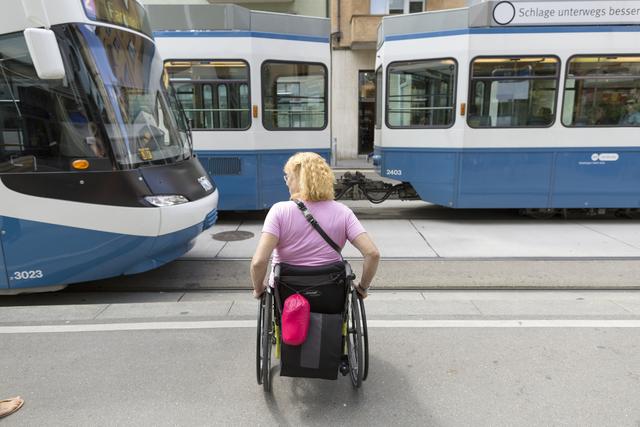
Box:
[144,195,189,207]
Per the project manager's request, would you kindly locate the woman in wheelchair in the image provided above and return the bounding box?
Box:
[251,152,380,390]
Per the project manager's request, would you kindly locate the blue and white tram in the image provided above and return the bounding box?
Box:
[147,5,331,210]
[0,0,218,292]
[375,0,640,211]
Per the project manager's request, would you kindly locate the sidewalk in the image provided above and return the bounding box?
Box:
[134,200,640,290]
[185,201,640,260]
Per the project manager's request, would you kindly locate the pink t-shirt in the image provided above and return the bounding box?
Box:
[262,200,366,268]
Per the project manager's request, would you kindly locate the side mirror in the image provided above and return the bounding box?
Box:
[23,28,66,80]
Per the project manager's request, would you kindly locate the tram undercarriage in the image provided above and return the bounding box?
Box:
[334,172,640,219]
[334,171,419,204]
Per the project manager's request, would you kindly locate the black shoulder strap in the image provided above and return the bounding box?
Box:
[294,200,342,256]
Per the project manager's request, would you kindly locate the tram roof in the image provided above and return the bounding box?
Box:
[146,4,330,40]
[379,0,640,48]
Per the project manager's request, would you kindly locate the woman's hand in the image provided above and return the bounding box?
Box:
[355,283,369,299]
[252,284,266,299]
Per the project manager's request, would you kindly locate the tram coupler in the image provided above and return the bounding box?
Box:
[334,171,420,203]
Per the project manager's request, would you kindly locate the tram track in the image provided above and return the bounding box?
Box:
[36,257,640,293]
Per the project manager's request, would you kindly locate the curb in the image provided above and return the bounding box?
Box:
[79,258,640,291]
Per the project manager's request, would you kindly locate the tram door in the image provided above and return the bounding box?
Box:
[358,70,376,154]
[0,217,8,288]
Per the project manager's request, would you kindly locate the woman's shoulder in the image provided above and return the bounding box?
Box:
[269,200,298,214]
[307,200,354,214]
[271,200,296,208]
[330,200,354,212]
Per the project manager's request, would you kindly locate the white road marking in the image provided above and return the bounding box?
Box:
[2,319,640,334]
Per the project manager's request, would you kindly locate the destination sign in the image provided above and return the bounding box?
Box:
[493,1,640,26]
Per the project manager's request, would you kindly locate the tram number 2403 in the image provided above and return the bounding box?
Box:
[11,270,44,280]
[386,169,403,176]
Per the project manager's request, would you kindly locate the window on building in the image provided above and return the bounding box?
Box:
[371,0,388,14]
[262,61,327,130]
[389,0,405,14]
[387,59,456,128]
[384,0,425,15]
[468,56,559,128]
[562,56,640,127]
[164,60,251,130]
[409,0,424,13]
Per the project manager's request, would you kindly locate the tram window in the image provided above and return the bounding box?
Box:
[218,85,229,129]
[386,59,456,128]
[0,32,108,173]
[240,84,249,115]
[375,67,382,129]
[562,56,640,127]
[164,60,251,130]
[203,84,213,128]
[468,57,559,128]
[262,61,327,130]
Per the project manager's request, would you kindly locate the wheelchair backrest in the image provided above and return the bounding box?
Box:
[274,261,354,315]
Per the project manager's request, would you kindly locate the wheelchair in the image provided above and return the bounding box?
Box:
[256,260,368,392]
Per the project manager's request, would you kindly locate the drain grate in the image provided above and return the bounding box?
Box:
[212,230,255,242]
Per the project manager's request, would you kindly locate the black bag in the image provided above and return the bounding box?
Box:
[280,312,342,380]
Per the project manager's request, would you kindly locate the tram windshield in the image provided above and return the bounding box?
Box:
[0,24,190,173]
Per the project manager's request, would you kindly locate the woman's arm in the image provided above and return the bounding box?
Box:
[250,232,279,299]
[350,232,380,298]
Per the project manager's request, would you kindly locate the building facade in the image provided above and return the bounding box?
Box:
[331,0,466,160]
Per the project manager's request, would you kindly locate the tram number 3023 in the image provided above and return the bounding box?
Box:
[386,169,403,176]
[11,270,44,280]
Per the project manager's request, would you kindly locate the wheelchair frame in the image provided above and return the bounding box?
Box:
[256,261,368,392]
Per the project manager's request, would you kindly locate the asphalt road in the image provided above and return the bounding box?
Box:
[2,326,640,426]
[2,290,640,426]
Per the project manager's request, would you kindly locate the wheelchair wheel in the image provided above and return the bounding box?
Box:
[358,296,369,381]
[347,289,364,388]
[256,291,273,391]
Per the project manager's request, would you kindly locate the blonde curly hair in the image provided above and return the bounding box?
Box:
[284,152,334,201]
